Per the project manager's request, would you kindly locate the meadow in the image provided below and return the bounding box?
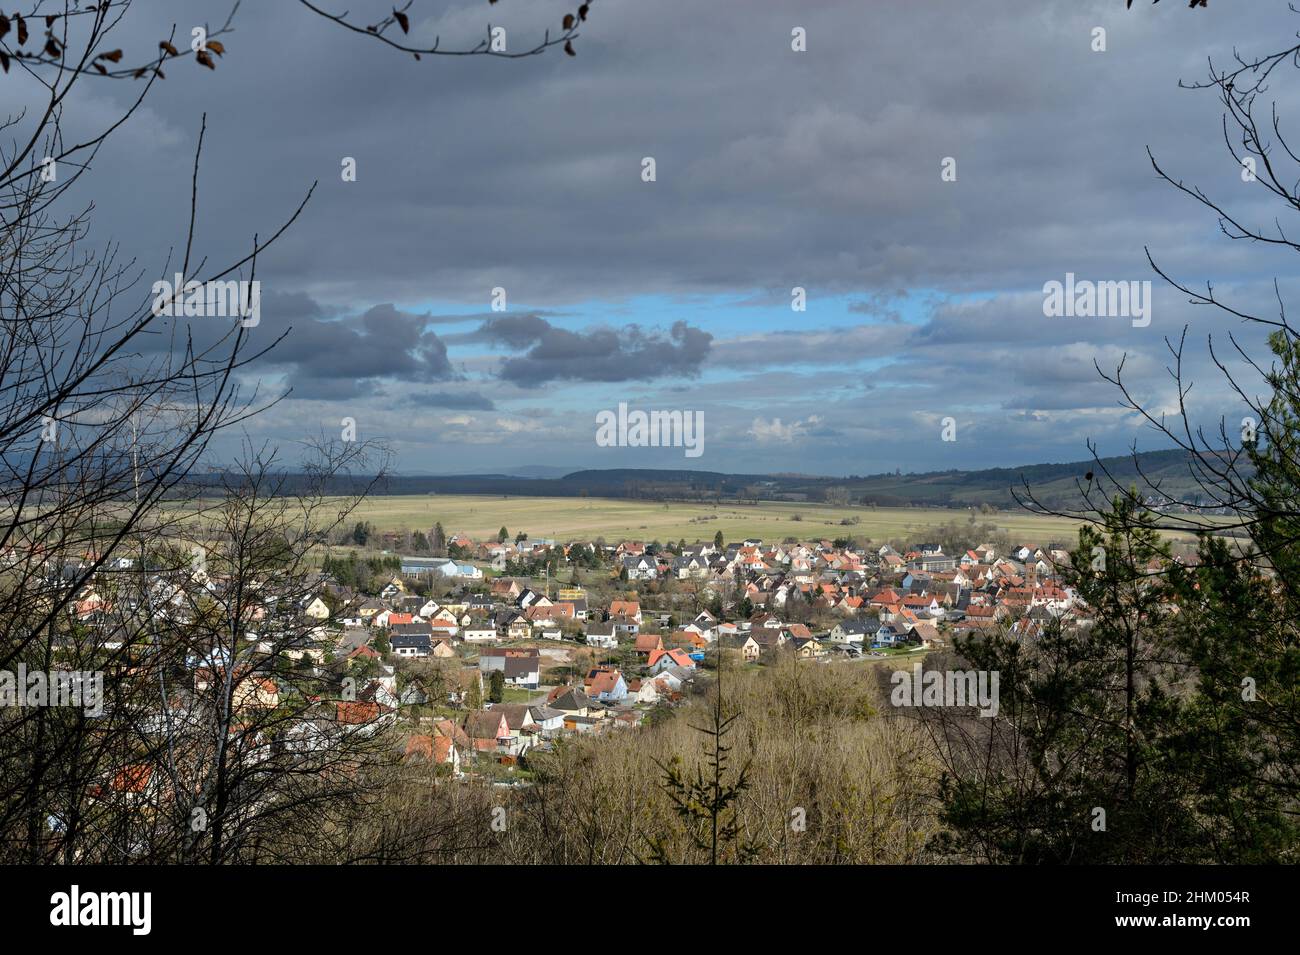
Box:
[341,494,1102,546]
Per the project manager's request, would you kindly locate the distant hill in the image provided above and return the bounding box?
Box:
[336,448,1215,511]
[185,448,1219,511]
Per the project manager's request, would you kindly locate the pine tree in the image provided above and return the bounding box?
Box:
[937,497,1195,862]
[644,652,757,864]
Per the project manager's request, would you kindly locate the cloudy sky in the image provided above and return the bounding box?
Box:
[10,0,1300,476]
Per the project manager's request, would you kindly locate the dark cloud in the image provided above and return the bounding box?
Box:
[480,318,713,387]
[467,314,554,349]
[261,301,455,392]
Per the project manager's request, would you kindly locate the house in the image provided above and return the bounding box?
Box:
[429,620,460,640]
[585,620,618,649]
[518,588,551,610]
[609,600,642,624]
[503,655,540,689]
[336,700,395,731]
[463,710,512,753]
[357,597,386,620]
[478,648,542,689]
[547,686,593,717]
[672,555,709,579]
[791,637,825,659]
[873,623,906,648]
[681,620,715,643]
[462,622,498,643]
[530,705,566,737]
[231,672,279,710]
[302,596,331,620]
[563,714,601,734]
[490,578,523,600]
[610,614,641,637]
[647,648,696,674]
[622,555,658,580]
[403,733,462,775]
[479,647,537,670]
[633,633,664,657]
[830,619,871,644]
[783,623,813,642]
[389,633,432,658]
[391,621,435,640]
[627,678,650,703]
[583,666,628,703]
[488,704,549,753]
[910,621,945,649]
[750,629,786,653]
[375,610,414,629]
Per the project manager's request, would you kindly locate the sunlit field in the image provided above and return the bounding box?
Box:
[323,494,1199,547]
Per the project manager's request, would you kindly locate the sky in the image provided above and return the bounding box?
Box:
[8,0,1300,477]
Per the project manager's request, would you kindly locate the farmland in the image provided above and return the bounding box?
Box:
[337,494,1107,546]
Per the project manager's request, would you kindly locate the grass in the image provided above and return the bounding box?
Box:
[331,494,1200,547]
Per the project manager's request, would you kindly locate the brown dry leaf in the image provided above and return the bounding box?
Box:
[393,10,410,33]
[97,49,124,63]
[195,50,215,69]
[159,40,179,56]
[206,40,224,55]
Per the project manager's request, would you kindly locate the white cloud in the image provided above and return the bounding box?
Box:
[747,415,822,444]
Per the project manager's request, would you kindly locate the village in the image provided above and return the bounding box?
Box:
[52,526,1094,788]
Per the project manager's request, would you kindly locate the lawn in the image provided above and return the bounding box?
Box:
[499,687,536,704]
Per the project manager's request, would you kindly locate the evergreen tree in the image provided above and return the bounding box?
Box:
[938,498,1201,862]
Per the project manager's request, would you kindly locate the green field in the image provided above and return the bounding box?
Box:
[342,494,1103,547]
